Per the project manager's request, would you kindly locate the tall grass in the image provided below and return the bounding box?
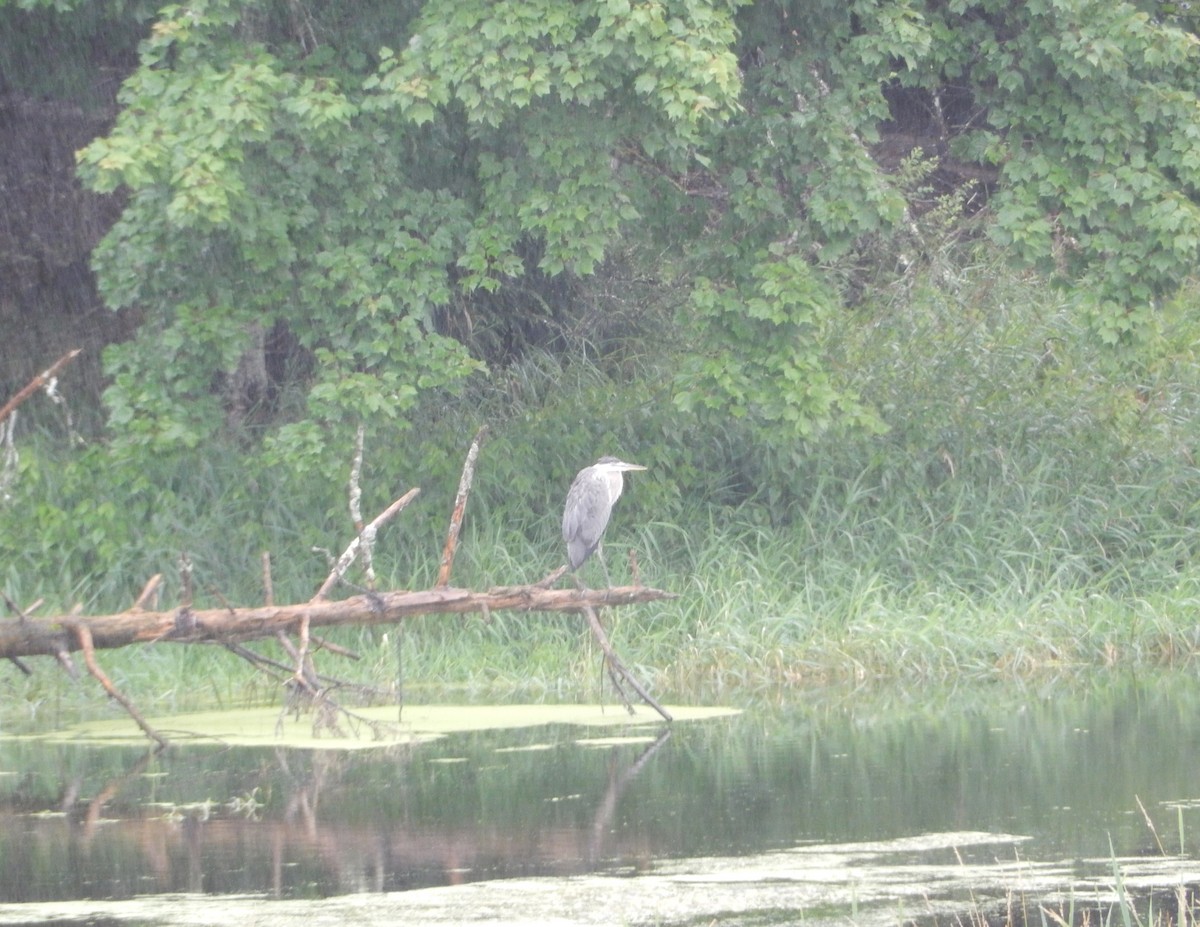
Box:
[2,250,1200,719]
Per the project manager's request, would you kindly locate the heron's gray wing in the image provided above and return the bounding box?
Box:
[562,470,613,569]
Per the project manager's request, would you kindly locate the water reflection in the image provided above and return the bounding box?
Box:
[2,673,1200,905]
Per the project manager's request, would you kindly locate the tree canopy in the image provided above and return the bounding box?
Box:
[5,0,1200,464]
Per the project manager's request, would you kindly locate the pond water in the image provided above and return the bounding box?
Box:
[2,672,1200,925]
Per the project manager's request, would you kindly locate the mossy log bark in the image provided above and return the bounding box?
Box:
[0,585,675,661]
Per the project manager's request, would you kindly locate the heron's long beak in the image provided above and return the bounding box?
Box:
[619,462,647,471]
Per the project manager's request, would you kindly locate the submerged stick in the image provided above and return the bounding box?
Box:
[70,623,168,749]
[581,604,673,723]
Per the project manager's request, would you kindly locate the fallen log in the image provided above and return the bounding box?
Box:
[0,584,675,661]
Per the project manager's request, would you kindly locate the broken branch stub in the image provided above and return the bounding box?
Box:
[437,426,487,587]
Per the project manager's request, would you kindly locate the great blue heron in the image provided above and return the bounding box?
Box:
[562,456,647,583]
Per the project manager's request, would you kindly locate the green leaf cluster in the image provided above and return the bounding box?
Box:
[61,0,748,466]
[6,0,1200,464]
[928,0,1200,347]
[675,252,882,437]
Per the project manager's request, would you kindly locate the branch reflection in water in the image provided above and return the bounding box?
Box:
[4,673,1200,919]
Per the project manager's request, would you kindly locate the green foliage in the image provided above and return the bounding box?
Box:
[645,0,923,434]
[371,0,742,130]
[72,1,481,469]
[9,0,1197,455]
[0,436,357,617]
[674,251,882,436]
[364,0,743,287]
[63,0,746,469]
[927,0,1200,348]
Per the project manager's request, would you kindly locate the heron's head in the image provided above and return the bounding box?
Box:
[595,456,647,473]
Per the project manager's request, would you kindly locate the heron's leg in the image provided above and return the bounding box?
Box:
[597,542,612,587]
